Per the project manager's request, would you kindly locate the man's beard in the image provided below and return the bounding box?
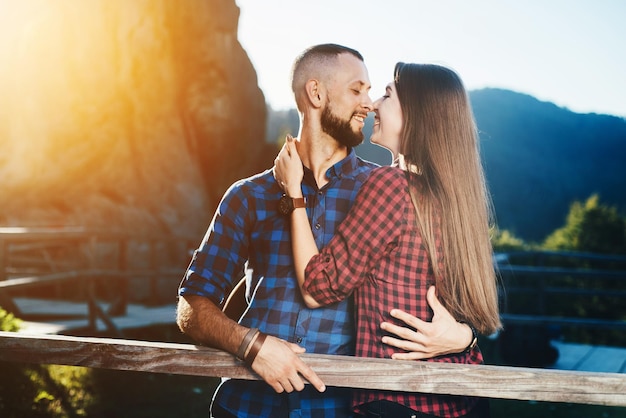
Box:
[320,104,364,148]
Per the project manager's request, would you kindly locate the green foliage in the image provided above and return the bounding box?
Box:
[0,308,22,332]
[491,228,527,252]
[495,196,626,347]
[0,363,93,418]
[543,194,626,254]
[1,311,95,417]
[0,325,215,417]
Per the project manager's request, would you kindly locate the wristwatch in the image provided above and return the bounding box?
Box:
[278,194,306,216]
[462,323,479,353]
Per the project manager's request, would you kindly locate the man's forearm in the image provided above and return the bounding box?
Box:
[176,295,247,355]
[177,294,325,393]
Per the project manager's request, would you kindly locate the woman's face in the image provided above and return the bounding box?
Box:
[370,82,403,157]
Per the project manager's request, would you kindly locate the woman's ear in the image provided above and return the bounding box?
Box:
[305,79,324,108]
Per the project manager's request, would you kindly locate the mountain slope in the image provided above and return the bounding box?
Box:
[267,89,626,241]
[472,88,626,241]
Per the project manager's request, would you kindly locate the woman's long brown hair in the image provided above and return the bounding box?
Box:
[395,62,501,334]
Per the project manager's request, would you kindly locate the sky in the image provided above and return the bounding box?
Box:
[235,0,626,118]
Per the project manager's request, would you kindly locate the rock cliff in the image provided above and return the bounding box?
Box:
[0,0,271,239]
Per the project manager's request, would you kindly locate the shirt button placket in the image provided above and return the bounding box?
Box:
[313,190,325,247]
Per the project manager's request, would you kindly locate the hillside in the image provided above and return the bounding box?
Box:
[472,88,626,241]
[267,89,626,241]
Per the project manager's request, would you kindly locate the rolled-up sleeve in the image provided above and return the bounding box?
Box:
[178,181,250,307]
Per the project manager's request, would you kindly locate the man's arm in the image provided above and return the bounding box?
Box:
[381,286,474,359]
[177,295,325,393]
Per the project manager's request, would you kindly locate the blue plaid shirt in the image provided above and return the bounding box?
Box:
[179,149,377,418]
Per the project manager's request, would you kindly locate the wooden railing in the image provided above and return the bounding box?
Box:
[495,251,626,332]
[0,332,625,407]
[0,227,191,335]
[2,236,626,407]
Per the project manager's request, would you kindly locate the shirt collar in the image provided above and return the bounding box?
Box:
[327,147,359,180]
[302,148,359,189]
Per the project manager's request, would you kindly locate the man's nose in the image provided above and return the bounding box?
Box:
[361,94,374,112]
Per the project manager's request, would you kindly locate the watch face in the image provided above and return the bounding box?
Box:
[278,195,293,215]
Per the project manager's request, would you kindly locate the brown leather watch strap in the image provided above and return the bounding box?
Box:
[292,197,306,209]
[244,332,267,367]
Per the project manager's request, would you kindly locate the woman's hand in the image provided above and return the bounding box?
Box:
[273,134,304,197]
[380,286,473,359]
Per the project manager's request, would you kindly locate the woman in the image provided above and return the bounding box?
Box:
[276,62,501,417]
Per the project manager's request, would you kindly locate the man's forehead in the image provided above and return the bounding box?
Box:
[332,54,371,86]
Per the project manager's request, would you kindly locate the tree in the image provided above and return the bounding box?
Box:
[543,194,626,254]
[491,228,527,252]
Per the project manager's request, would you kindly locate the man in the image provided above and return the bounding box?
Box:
[177,44,473,418]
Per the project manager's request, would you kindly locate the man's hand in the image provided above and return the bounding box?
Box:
[249,334,326,394]
[380,286,472,359]
[177,296,325,393]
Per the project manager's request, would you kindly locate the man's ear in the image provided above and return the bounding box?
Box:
[305,79,324,108]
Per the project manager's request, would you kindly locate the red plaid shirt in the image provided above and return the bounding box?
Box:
[303,166,483,417]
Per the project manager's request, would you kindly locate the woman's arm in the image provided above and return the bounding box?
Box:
[274,136,321,308]
[275,140,472,356]
[278,143,403,308]
[290,202,323,308]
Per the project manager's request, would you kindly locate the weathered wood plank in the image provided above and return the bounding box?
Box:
[499,265,626,280]
[500,313,626,330]
[0,227,91,241]
[1,332,625,407]
[0,271,82,289]
[0,269,182,290]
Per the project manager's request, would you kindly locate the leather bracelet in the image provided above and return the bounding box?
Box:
[236,328,259,361]
[244,331,267,367]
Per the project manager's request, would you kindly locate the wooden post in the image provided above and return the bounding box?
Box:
[107,237,128,316]
[0,235,5,282]
[87,277,97,332]
[0,234,20,314]
[149,240,159,305]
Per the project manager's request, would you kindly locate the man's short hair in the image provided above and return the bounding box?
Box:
[290,44,364,99]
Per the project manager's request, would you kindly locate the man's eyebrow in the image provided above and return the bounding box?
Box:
[351,80,371,88]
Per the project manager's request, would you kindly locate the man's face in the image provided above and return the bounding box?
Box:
[320,99,364,147]
[320,53,372,147]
